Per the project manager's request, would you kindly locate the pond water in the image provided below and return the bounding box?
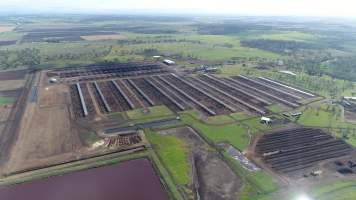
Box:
[0,158,169,200]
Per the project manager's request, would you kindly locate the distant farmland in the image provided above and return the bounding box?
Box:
[81,34,126,41]
[0,26,15,33]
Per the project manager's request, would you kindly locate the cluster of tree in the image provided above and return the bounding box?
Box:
[326,57,356,82]
[0,48,40,70]
[43,48,112,63]
[283,52,356,82]
[213,43,234,48]
[139,48,160,57]
[240,39,320,54]
[269,72,354,98]
[117,39,202,46]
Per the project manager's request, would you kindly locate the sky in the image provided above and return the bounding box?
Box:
[1,0,356,17]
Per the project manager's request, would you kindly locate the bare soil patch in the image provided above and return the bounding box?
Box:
[3,72,82,174]
[0,106,12,122]
[0,26,15,33]
[0,80,25,91]
[345,110,356,123]
[0,69,27,81]
[5,104,81,173]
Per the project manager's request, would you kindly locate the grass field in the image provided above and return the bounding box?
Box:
[206,114,235,124]
[296,103,356,147]
[256,179,356,200]
[267,104,288,113]
[222,151,278,200]
[126,105,174,120]
[0,96,14,105]
[180,113,249,150]
[78,131,101,146]
[230,112,254,121]
[312,180,356,200]
[241,116,286,135]
[240,31,317,42]
[0,32,23,41]
[297,106,341,127]
[0,31,280,68]
[145,130,191,186]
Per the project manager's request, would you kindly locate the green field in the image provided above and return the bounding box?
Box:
[206,114,235,124]
[240,31,317,42]
[126,105,174,121]
[312,180,356,200]
[241,116,286,135]
[0,32,23,41]
[267,104,288,113]
[0,96,14,105]
[296,103,356,147]
[222,151,278,200]
[145,130,191,186]
[230,112,254,121]
[180,113,249,150]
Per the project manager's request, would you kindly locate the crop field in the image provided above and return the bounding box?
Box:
[16,26,122,43]
[256,128,353,176]
[240,30,317,42]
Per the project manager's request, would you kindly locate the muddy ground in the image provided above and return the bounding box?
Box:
[159,127,241,200]
[344,110,356,123]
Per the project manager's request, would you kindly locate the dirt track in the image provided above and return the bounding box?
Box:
[159,127,241,200]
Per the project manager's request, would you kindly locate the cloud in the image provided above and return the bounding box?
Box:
[1,0,356,17]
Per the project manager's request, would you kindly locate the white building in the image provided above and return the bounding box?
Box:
[163,59,175,65]
[260,116,272,124]
[49,77,58,83]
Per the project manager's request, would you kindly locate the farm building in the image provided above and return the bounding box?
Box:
[260,116,272,124]
[163,59,175,65]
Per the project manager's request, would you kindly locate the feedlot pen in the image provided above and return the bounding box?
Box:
[255,128,353,177]
[61,64,317,119]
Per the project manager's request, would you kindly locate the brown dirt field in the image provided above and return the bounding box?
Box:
[0,89,22,99]
[344,110,356,123]
[38,84,69,107]
[2,71,141,175]
[80,34,126,41]
[0,80,25,91]
[3,72,83,174]
[0,26,15,33]
[0,69,27,81]
[159,127,241,200]
[4,103,81,174]
[0,106,12,122]
[0,123,5,134]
